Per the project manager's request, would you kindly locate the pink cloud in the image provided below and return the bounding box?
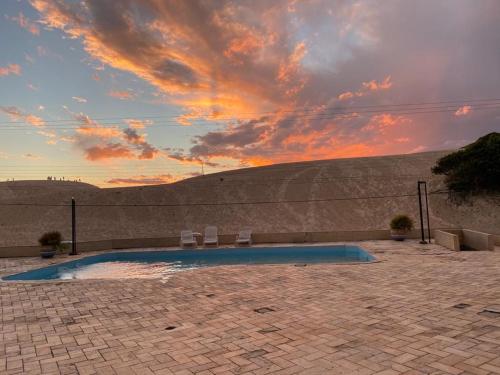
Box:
[0,64,21,77]
[9,12,40,35]
[455,105,472,116]
[338,76,392,101]
[0,106,44,127]
[108,90,134,100]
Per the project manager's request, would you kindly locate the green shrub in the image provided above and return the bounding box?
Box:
[432,132,500,195]
[390,215,414,231]
[38,231,62,247]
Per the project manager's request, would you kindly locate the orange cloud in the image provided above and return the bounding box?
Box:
[0,64,21,77]
[338,76,392,100]
[363,113,409,134]
[362,76,392,91]
[278,42,307,82]
[455,105,472,116]
[76,126,121,138]
[0,106,44,127]
[9,12,40,35]
[224,34,265,63]
[106,174,176,186]
[108,90,134,100]
[85,144,135,161]
[31,0,484,171]
[124,119,152,129]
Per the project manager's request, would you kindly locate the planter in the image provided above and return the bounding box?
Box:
[390,229,408,241]
[40,246,56,258]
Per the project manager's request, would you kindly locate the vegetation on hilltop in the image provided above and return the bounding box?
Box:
[432,132,500,195]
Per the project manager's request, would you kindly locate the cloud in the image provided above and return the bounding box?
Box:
[165,149,219,167]
[25,53,35,64]
[31,0,500,167]
[23,153,41,160]
[106,174,176,186]
[124,119,152,129]
[27,83,39,91]
[9,12,40,35]
[108,90,134,100]
[85,143,135,161]
[0,64,21,77]
[122,128,158,159]
[66,109,160,161]
[0,106,45,127]
[338,76,392,101]
[455,105,472,117]
[37,129,58,144]
[72,96,87,103]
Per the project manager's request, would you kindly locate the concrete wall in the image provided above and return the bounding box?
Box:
[462,229,495,251]
[0,229,427,258]
[494,235,500,246]
[434,230,460,251]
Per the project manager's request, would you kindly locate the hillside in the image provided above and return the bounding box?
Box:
[0,151,499,247]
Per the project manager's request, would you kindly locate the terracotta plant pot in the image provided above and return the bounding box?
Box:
[390,229,408,241]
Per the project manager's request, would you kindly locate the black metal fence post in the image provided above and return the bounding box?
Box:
[417,181,427,244]
[70,197,78,255]
[423,182,431,243]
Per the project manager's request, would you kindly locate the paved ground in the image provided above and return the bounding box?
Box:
[1,241,500,375]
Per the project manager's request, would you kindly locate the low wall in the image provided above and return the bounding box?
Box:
[0,228,452,258]
[494,235,500,246]
[434,230,460,251]
[463,229,495,251]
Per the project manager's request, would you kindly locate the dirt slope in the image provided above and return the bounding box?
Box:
[1,151,498,247]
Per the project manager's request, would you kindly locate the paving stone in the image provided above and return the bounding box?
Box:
[0,240,499,374]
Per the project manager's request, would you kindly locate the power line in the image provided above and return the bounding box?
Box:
[0,191,448,207]
[1,97,500,126]
[1,103,500,130]
[1,99,500,130]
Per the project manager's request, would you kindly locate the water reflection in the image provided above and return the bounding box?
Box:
[58,261,196,280]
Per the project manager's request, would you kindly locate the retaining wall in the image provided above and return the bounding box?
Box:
[0,229,427,257]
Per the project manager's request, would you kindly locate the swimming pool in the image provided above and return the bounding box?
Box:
[3,245,375,281]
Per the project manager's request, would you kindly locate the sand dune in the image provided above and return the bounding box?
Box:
[0,150,498,247]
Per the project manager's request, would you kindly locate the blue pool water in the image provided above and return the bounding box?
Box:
[3,245,375,281]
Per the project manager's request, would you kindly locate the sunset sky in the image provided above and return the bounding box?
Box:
[1,0,499,187]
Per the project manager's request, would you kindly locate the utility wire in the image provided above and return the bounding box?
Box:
[1,97,500,125]
[0,191,449,207]
[1,103,500,130]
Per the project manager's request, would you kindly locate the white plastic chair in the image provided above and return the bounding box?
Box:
[180,230,197,248]
[236,229,252,246]
[204,226,219,247]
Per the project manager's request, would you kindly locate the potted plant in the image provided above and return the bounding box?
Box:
[39,231,62,258]
[390,215,414,241]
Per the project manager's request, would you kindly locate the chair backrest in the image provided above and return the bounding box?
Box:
[181,230,193,241]
[205,226,218,239]
[239,228,252,239]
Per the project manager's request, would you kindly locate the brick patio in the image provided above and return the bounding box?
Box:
[1,241,500,375]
